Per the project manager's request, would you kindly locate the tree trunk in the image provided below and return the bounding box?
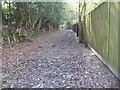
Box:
[32,17,38,30]
[38,18,42,30]
[8,2,12,25]
[83,2,87,46]
[77,1,81,37]
[2,10,8,25]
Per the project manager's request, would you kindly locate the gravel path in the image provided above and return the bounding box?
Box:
[2,30,120,88]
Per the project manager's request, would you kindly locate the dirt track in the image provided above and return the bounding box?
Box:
[2,30,119,88]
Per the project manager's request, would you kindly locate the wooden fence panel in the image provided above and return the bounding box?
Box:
[109,2,118,71]
[85,2,119,77]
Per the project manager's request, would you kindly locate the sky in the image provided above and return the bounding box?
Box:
[1,0,106,2]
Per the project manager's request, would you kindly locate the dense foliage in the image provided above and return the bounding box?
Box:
[2,2,75,45]
[1,1,101,46]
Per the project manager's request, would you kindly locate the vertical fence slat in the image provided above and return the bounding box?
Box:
[108,2,118,71]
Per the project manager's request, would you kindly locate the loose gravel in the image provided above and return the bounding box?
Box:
[2,30,120,88]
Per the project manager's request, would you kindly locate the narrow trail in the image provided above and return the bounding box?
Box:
[2,30,119,88]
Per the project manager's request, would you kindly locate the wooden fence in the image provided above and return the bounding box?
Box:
[84,2,119,79]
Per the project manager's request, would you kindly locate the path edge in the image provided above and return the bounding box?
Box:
[87,44,120,81]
